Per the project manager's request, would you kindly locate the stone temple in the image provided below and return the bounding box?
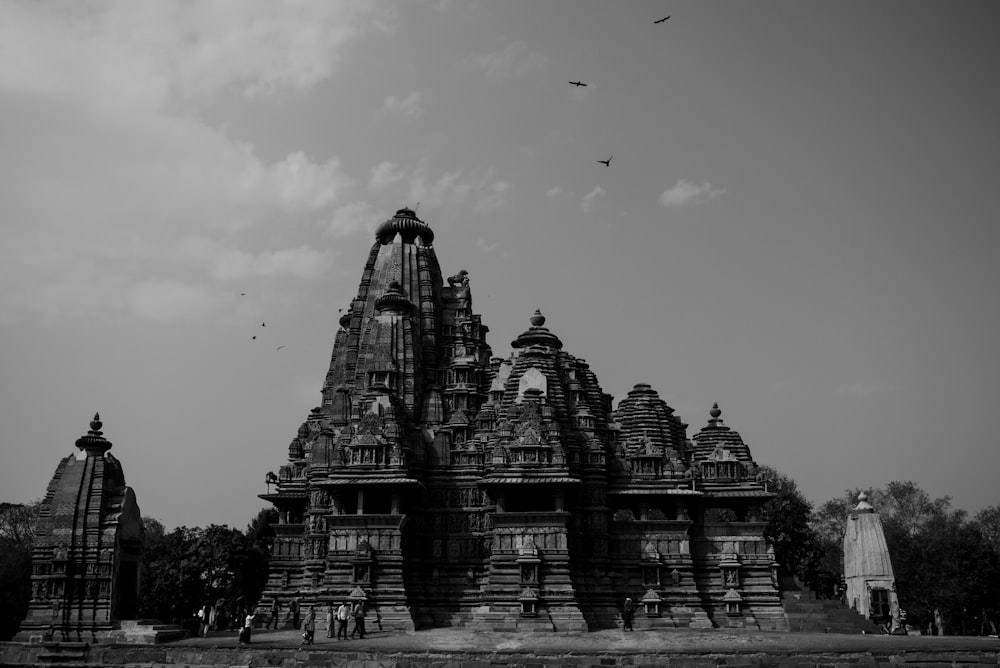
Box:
[17,414,144,642]
[260,208,785,631]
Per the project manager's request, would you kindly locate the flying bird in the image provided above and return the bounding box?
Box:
[240,293,246,296]
[654,15,670,24]
[597,156,613,167]
[277,346,286,351]
[569,80,588,87]
[261,322,266,327]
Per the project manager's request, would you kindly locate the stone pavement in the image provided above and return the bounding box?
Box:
[184,626,999,654]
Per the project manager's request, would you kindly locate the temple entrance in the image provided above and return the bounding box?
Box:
[869,588,890,623]
[116,561,138,619]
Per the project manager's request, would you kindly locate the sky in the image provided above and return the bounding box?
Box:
[1,0,998,531]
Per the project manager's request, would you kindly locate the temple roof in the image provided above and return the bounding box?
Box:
[690,403,755,463]
[375,207,435,245]
[844,492,895,579]
[511,310,563,350]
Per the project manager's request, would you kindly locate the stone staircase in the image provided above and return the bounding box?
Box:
[780,578,881,634]
[103,619,189,644]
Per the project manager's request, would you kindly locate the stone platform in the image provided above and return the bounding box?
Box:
[2,627,999,667]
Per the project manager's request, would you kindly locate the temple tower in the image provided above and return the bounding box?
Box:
[17,414,144,642]
[843,492,898,625]
[260,207,785,632]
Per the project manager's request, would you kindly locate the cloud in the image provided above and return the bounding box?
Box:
[0,1,382,322]
[476,239,500,255]
[658,179,726,208]
[377,91,424,120]
[369,161,405,190]
[406,165,512,212]
[581,186,606,212]
[835,381,898,398]
[463,41,549,78]
[325,202,381,237]
[545,186,562,198]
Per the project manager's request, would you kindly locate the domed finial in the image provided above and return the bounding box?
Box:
[76,412,112,454]
[530,309,545,327]
[387,280,403,294]
[855,491,874,511]
[710,403,721,419]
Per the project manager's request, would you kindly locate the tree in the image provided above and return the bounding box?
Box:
[816,482,1000,634]
[138,511,275,628]
[0,501,40,640]
[758,466,838,596]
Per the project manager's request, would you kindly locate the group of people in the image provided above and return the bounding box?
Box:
[305,600,370,644]
[239,596,372,645]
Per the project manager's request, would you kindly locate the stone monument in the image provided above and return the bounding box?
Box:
[843,492,898,626]
[16,414,144,642]
[260,207,786,631]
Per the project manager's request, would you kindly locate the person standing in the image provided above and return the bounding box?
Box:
[349,600,366,639]
[265,598,281,629]
[336,601,351,640]
[300,606,316,645]
[240,611,255,646]
[622,597,634,632]
[325,604,335,639]
[289,597,301,629]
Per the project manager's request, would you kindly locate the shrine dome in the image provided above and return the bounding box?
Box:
[375,207,435,245]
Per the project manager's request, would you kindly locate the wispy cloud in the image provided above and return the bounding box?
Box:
[407,165,512,212]
[581,186,606,212]
[376,91,424,120]
[0,1,383,323]
[545,186,562,198]
[658,179,726,208]
[369,161,405,190]
[463,40,549,78]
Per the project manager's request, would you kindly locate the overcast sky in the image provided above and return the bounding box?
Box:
[2,1,998,531]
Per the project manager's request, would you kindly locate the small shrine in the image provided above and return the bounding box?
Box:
[16,415,144,642]
[843,492,898,625]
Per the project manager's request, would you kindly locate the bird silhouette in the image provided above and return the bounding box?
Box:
[277,346,286,351]
[569,80,588,87]
[598,156,613,167]
[261,322,266,327]
[654,16,670,24]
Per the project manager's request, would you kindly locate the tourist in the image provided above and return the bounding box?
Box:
[200,604,211,637]
[289,596,301,629]
[622,597,634,632]
[350,600,366,639]
[265,598,280,629]
[336,600,351,640]
[300,606,316,645]
[325,604,335,638]
[239,611,255,646]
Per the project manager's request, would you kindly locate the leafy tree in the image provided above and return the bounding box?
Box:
[138,511,275,628]
[758,466,838,596]
[0,501,40,640]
